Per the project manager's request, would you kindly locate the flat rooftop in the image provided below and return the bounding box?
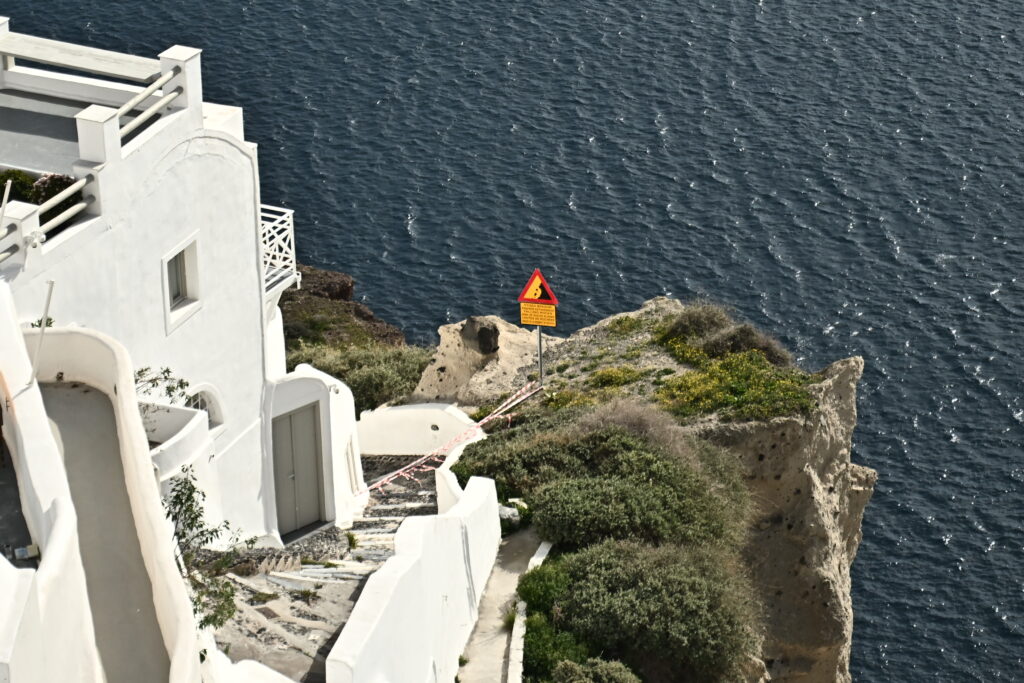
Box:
[0,89,83,174]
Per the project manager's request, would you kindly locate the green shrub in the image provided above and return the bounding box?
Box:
[542,389,595,411]
[518,561,571,615]
[699,323,792,366]
[451,424,629,499]
[532,477,674,547]
[657,350,813,422]
[656,304,732,345]
[523,613,590,681]
[606,315,645,337]
[287,341,433,414]
[552,658,641,683]
[532,470,741,549]
[0,169,36,203]
[558,541,757,683]
[502,604,518,631]
[587,366,644,388]
[661,339,712,368]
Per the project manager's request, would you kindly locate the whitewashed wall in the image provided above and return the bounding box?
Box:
[7,99,271,538]
[0,285,103,682]
[358,403,477,455]
[326,476,501,683]
[28,326,203,683]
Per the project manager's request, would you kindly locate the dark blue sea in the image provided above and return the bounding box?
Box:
[7,1,1024,679]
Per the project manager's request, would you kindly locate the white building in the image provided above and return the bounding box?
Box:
[0,18,374,682]
[0,20,504,683]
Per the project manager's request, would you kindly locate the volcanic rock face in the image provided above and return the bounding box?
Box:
[689,357,877,683]
[412,315,562,405]
[279,265,405,347]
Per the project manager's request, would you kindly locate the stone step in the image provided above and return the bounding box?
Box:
[352,524,399,532]
[351,526,397,535]
[354,515,405,523]
[348,549,394,561]
[299,568,375,581]
[368,502,436,512]
[353,536,395,547]
[267,572,323,591]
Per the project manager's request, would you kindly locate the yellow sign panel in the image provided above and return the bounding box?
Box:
[520,302,556,327]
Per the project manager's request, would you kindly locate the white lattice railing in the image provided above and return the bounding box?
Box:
[260,204,299,294]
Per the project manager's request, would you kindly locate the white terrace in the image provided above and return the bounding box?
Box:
[0,18,298,300]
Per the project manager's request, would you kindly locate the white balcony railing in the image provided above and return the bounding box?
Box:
[260,204,299,295]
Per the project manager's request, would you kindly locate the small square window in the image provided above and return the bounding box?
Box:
[167,252,188,308]
[162,235,201,333]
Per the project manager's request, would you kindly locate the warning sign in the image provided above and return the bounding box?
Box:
[521,302,556,327]
[517,269,559,306]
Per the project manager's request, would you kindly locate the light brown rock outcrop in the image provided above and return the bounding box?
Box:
[688,357,876,683]
[412,315,562,405]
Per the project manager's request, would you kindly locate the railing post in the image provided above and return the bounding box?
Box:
[0,17,13,72]
[76,105,121,164]
[159,46,202,121]
[0,201,40,272]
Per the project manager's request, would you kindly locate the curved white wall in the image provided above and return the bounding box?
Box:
[357,403,477,456]
[28,326,203,683]
[0,285,103,682]
[327,476,501,683]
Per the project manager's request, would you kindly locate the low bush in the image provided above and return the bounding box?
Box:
[557,541,758,683]
[518,561,571,616]
[542,389,595,411]
[660,338,712,368]
[451,423,631,499]
[656,303,732,345]
[552,658,641,683]
[606,315,646,337]
[699,323,792,366]
[532,477,679,547]
[523,613,590,681]
[0,169,35,203]
[657,350,813,422]
[532,468,742,549]
[587,366,644,388]
[287,341,432,413]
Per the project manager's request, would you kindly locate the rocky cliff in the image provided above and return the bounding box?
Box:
[415,299,876,681]
[688,358,876,682]
[280,265,405,348]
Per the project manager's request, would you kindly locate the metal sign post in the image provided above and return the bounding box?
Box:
[537,326,544,386]
[517,269,559,386]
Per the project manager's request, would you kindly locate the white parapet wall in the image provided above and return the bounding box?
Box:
[326,475,501,683]
[0,283,104,682]
[357,403,477,455]
[26,325,203,683]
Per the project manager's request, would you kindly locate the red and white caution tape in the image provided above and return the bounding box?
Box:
[363,382,543,494]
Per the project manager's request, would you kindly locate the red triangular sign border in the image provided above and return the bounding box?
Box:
[517,268,559,305]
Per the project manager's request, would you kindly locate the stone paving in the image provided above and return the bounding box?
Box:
[216,455,438,682]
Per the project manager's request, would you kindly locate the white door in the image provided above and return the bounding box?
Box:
[273,404,324,537]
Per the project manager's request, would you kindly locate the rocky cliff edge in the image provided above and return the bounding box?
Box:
[414,299,877,682]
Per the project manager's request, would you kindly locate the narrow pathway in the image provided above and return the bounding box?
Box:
[459,528,541,683]
[42,383,170,683]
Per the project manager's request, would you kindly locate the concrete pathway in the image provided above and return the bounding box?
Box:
[459,527,541,683]
[43,384,170,683]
